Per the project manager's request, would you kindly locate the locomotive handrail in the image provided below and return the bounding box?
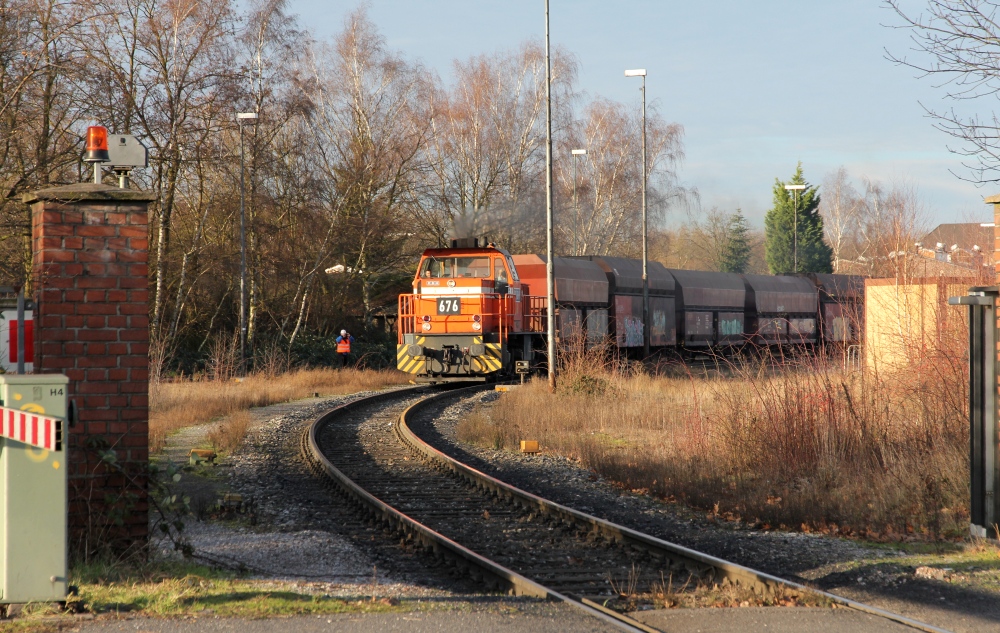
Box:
[397,292,520,342]
[398,294,416,344]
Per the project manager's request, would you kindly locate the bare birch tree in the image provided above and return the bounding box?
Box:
[561,98,683,256]
[819,167,861,270]
[302,8,431,322]
[425,42,576,251]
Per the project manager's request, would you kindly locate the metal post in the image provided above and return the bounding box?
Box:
[239,120,247,373]
[93,163,101,185]
[544,0,556,393]
[16,286,24,375]
[570,149,586,256]
[793,188,798,273]
[952,287,1000,538]
[572,156,577,255]
[640,75,649,357]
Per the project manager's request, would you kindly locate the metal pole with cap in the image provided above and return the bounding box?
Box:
[625,68,648,356]
[544,0,556,392]
[571,149,586,255]
[237,112,258,372]
[784,184,806,273]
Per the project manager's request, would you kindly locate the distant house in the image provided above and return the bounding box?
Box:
[834,222,993,281]
[846,223,990,370]
[919,222,993,255]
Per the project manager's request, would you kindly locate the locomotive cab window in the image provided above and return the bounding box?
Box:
[420,257,492,279]
[504,255,519,281]
[495,260,509,294]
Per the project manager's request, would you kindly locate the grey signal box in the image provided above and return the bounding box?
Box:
[106,134,148,169]
[0,374,68,604]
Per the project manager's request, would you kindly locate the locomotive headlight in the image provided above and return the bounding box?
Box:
[421,322,431,331]
[472,322,482,331]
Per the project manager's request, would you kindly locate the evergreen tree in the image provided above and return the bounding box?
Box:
[764,164,833,274]
[719,209,751,273]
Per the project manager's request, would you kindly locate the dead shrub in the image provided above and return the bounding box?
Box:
[207,410,253,454]
[462,349,970,540]
[456,409,509,450]
[150,368,409,453]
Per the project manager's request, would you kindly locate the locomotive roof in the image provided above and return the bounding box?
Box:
[572,256,675,296]
[421,246,513,258]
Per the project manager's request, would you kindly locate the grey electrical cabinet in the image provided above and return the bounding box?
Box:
[0,374,68,604]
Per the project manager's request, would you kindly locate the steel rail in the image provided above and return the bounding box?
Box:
[302,385,651,632]
[397,390,952,633]
[305,386,951,633]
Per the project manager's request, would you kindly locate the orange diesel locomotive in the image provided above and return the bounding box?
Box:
[397,239,543,383]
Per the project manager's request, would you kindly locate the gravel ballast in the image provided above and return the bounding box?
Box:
[155,387,1000,632]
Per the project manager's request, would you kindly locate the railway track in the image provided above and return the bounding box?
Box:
[302,385,950,633]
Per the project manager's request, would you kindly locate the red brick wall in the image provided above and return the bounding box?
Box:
[26,183,153,554]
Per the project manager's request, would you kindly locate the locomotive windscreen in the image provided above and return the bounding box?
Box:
[420,257,492,279]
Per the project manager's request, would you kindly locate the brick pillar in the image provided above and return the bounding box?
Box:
[24,183,153,555]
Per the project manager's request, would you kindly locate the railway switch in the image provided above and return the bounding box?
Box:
[0,374,69,604]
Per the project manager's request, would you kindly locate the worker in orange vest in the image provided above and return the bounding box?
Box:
[336,329,354,368]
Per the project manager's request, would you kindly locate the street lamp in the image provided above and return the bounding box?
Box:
[625,68,649,356]
[784,183,806,273]
[237,111,258,371]
[571,149,586,254]
[545,0,556,392]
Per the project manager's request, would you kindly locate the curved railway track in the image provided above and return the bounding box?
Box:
[302,385,949,633]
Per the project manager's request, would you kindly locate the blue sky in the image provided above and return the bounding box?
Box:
[288,0,994,228]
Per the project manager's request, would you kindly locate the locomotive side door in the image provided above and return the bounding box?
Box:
[494,255,522,332]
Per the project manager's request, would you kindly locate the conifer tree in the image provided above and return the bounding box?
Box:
[764,164,833,274]
[719,209,751,273]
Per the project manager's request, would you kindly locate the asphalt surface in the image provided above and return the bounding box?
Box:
[70,604,934,633]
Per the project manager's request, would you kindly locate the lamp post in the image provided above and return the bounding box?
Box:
[571,149,586,254]
[625,68,648,356]
[784,183,805,273]
[545,0,556,392]
[237,111,258,371]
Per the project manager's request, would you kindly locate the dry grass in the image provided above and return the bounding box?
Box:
[150,368,410,453]
[458,346,970,541]
[206,410,253,454]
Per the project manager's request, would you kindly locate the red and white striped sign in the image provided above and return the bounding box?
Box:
[0,407,61,451]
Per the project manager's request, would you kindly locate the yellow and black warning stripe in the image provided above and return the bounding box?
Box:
[396,337,426,374]
[482,341,503,372]
[398,336,505,376]
[468,336,503,374]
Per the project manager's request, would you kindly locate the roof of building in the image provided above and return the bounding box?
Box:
[836,252,993,282]
[920,223,993,252]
